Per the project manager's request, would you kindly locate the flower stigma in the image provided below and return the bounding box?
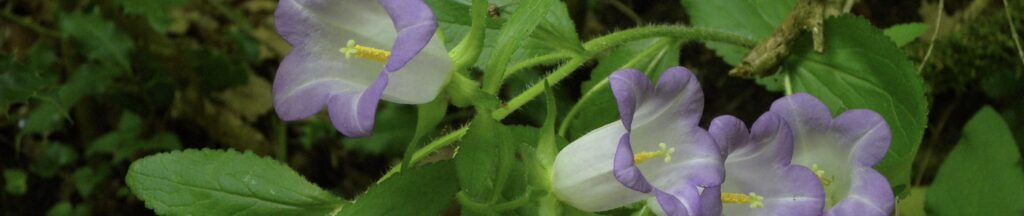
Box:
[633,143,675,164]
[339,39,390,63]
[811,164,834,187]
[721,192,765,209]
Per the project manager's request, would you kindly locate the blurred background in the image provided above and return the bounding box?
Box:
[1,0,1021,215]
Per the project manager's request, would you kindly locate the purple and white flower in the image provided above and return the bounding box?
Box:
[770,93,895,216]
[701,113,825,216]
[273,0,452,137]
[552,67,723,216]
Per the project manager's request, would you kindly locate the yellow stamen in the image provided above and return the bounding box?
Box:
[339,40,390,63]
[811,164,834,187]
[722,192,765,209]
[633,143,675,164]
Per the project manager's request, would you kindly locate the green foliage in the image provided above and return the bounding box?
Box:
[0,43,58,112]
[566,38,681,139]
[4,169,28,195]
[883,23,929,47]
[46,201,90,216]
[428,0,581,68]
[775,16,928,195]
[345,103,417,155]
[28,142,80,178]
[84,112,181,162]
[679,0,795,64]
[455,111,527,214]
[338,161,459,216]
[191,49,250,94]
[114,0,188,34]
[20,63,123,135]
[926,107,1024,215]
[125,149,345,215]
[71,166,111,196]
[482,0,558,93]
[403,96,449,168]
[58,10,135,69]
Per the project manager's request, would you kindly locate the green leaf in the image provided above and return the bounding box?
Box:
[72,166,111,196]
[345,103,416,155]
[566,38,681,139]
[59,10,135,69]
[455,112,519,207]
[482,0,557,93]
[0,43,59,112]
[679,0,795,64]
[897,187,928,216]
[883,23,929,47]
[20,63,123,135]
[926,107,1024,215]
[191,49,249,94]
[429,0,579,70]
[126,149,344,215]
[403,96,449,169]
[29,142,79,178]
[775,16,928,195]
[4,169,27,195]
[115,0,188,34]
[338,161,458,216]
[85,112,181,162]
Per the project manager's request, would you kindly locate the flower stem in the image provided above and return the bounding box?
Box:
[377,126,469,183]
[557,38,679,137]
[503,52,576,80]
[495,26,756,121]
[492,56,590,120]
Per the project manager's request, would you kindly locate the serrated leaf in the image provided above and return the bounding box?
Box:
[20,63,123,135]
[338,161,458,216]
[925,107,1024,215]
[883,23,929,47]
[115,0,188,34]
[126,149,344,215]
[86,112,181,162]
[59,10,135,69]
[455,112,517,205]
[0,43,59,111]
[680,0,795,65]
[775,16,928,195]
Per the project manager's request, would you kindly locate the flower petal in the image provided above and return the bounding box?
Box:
[614,133,655,193]
[826,168,894,216]
[832,109,891,167]
[709,115,750,158]
[706,112,825,216]
[651,187,699,216]
[325,72,387,137]
[552,123,649,212]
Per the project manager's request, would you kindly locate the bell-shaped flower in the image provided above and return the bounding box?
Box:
[769,93,894,216]
[700,113,825,216]
[552,67,723,216]
[273,0,453,136]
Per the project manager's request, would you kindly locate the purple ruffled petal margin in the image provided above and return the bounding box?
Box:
[271,0,439,137]
[608,67,721,216]
[703,113,825,216]
[769,93,894,216]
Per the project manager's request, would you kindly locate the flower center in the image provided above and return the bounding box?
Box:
[633,143,675,164]
[721,192,765,209]
[811,164,838,207]
[339,40,390,63]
